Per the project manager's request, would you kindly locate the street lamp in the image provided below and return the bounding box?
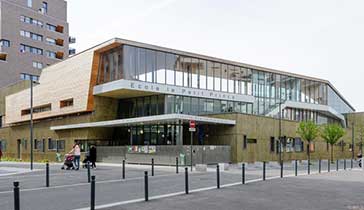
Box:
[20,73,39,170]
[278,99,286,165]
[352,122,355,161]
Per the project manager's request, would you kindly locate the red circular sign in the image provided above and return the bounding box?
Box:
[189,120,196,128]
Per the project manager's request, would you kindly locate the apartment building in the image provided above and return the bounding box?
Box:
[0,0,75,87]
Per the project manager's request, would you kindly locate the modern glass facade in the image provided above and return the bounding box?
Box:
[96,44,354,124]
[117,95,253,119]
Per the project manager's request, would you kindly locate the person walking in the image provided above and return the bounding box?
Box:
[69,143,81,170]
[89,145,97,169]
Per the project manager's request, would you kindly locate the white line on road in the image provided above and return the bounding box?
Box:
[72,169,352,210]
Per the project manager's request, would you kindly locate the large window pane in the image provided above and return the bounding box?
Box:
[156,51,166,84]
[175,55,183,86]
[214,62,221,91]
[221,64,228,92]
[125,46,137,80]
[207,61,214,90]
[199,60,207,89]
[136,48,146,81]
[146,49,155,82]
[183,57,192,87]
[191,58,199,88]
[228,65,235,93]
[166,53,176,85]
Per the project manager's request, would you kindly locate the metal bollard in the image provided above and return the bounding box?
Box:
[216,164,220,189]
[185,167,189,194]
[144,171,149,201]
[295,160,298,176]
[351,159,353,169]
[151,158,154,176]
[46,162,50,187]
[328,159,330,172]
[280,161,283,178]
[13,182,20,210]
[242,163,245,184]
[176,157,179,174]
[90,176,95,210]
[319,159,321,174]
[336,159,339,171]
[87,161,91,183]
[308,159,310,175]
[263,162,266,181]
[122,159,125,179]
[344,159,346,170]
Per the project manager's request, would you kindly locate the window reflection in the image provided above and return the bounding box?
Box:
[98,44,353,120]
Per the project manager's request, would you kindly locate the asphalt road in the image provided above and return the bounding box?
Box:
[0,160,360,210]
[106,170,364,210]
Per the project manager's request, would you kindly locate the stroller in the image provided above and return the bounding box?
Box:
[82,152,91,168]
[61,154,75,170]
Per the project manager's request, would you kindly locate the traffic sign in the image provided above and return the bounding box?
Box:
[189,120,196,129]
[189,127,196,132]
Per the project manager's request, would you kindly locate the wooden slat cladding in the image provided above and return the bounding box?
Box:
[86,52,100,111]
[86,42,122,111]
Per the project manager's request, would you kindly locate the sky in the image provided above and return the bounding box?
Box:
[67,0,364,111]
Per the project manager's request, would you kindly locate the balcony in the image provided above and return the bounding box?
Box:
[56,51,64,60]
[0,51,7,61]
[56,25,64,33]
[69,36,76,44]
[56,39,64,47]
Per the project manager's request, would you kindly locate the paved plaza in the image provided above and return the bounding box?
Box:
[0,160,361,210]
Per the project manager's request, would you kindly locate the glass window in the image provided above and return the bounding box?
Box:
[175,55,183,86]
[156,51,166,84]
[246,69,252,95]
[166,53,176,85]
[221,64,228,92]
[27,0,32,7]
[182,96,191,114]
[48,138,57,150]
[234,66,240,94]
[0,40,10,47]
[199,60,207,89]
[146,49,155,82]
[32,61,43,69]
[191,58,199,88]
[191,97,199,115]
[207,61,214,90]
[228,65,235,93]
[42,2,48,14]
[214,62,221,91]
[204,99,214,113]
[136,47,146,81]
[57,140,65,152]
[213,100,221,113]
[175,96,183,113]
[166,95,175,114]
[182,57,192,87]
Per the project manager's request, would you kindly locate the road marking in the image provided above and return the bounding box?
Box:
[0,171,205,194]
[72,170,349,210]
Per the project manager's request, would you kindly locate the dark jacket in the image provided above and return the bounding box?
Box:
[89,147,97,162]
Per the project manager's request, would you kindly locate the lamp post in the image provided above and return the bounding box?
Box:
[278,101,282,164]
[20,73,39,170]
[278,99,286,165]
[352,122,355,161]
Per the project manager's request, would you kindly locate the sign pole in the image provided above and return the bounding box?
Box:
[189,120,196,172]
[190,131,193,172]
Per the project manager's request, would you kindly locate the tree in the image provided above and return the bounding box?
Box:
[321,124,345,163]
[297,121,319,163]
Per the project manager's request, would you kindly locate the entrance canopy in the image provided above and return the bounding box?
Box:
[50,114,236,131]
